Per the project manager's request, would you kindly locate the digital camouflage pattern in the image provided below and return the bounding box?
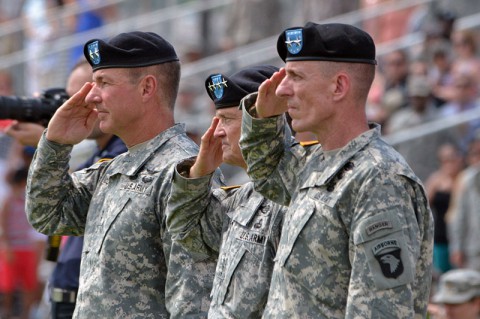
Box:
[26,124,219,319]
[238,93,434,319]
[167,162,285,318]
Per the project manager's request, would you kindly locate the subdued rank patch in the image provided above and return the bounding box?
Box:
[237,230,266,245]
[373,239,404,279]
[366,220,393,236]
[285,29,303,54]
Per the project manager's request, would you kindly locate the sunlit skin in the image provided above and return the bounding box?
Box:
[46,67,174,148]
[188,107,246,179]
[85,69,147,139]
[276,63,336,136]
[257,64,369,151]
[213,108,246,169]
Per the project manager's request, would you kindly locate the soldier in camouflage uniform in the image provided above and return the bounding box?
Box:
[430,268,480,319]
[239,22,434,318]
[25,31,220,318]
[167,65,285,318]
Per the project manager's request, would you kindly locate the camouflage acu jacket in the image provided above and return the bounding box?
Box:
[238,93,434,319]
[26,124,219,319]
[167,164,284,318]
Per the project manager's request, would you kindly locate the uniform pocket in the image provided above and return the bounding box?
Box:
[214,246,247,305]
[96,196,130,254]
[276,200,332,297]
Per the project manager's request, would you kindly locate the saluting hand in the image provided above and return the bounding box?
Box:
[189,117,223,178]
[45,82,98,145]
[255,68,288,118]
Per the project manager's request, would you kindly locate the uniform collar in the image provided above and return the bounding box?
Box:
[109,123,186,177]
[301,123,381,189]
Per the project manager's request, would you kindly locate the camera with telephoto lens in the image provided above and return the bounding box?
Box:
[0,88,69,125]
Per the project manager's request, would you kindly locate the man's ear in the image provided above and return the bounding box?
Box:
[332,72,350,102]
[140,75,157,101]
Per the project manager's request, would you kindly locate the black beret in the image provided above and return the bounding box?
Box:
[84,31,178,71]
[277,22,377,65]
[205,65,278,109]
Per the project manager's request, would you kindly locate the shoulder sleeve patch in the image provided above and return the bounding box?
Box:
[299,140,319,147]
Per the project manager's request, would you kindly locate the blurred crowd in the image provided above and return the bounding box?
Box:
[0,0,480,318]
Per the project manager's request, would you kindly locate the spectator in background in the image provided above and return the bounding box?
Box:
[429,44,454,107]
[450,29,480,83]
[429,268,480,319]
[220,0,284,51]
[439,73,480,150]
[425,143,464,275]
[21,0,65,95]
[0,166,39,319]
[448,132,480,271]
[361,0,418,44]
[387,75,454,182]
[377,49,411,124]
[63,0,117,70]
[386,75,438,134]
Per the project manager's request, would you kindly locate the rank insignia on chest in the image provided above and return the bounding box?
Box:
[373,239,404,279]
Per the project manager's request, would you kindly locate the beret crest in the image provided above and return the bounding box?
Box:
[84,31,178,71]
[205,65,278,109]
[277,22,377,65]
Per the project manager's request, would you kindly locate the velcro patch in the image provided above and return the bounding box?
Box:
[237,230,266,245]
[373,239,404,279]
[366,220,393,236]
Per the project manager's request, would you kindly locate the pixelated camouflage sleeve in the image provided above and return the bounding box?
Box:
[166,157,226,258]
[346,171,433,318]
[26,132,99,236]
[239,93,299,206]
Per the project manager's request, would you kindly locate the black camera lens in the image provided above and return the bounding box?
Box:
[0,88,69,124]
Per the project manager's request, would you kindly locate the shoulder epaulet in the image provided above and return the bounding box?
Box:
[96,157,113,164]
[220,185,242,191]
[299,140,319,147]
